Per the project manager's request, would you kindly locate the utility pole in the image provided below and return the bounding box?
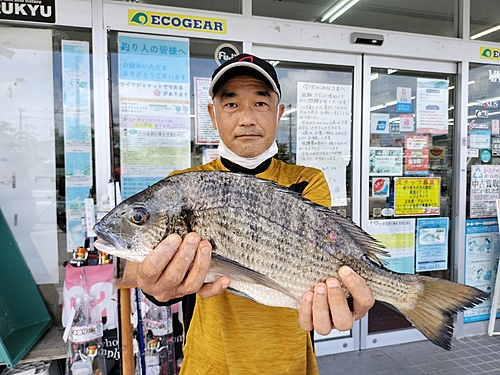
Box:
[18,108,26,150]
[288,103,293,163]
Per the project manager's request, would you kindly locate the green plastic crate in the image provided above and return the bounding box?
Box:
[0,208,52,367]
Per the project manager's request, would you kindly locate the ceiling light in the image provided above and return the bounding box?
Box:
[321,0,359,23]
[471,24,500,40]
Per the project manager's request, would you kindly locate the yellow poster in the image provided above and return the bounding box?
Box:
[394,177,441,216]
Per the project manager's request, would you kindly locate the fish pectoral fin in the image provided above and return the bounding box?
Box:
[209,254,299,302]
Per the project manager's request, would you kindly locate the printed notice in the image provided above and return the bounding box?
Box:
[464,219,500,323]
[416,78,449,134]
[368,219,416,274]
[394,177,441,216]
[470,165,500,218]
[416,217,449,272]
[296,82,352,207]
[118,33,191,198]
[62,40,93,253]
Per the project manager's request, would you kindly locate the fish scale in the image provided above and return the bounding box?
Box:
[94,170,488,350]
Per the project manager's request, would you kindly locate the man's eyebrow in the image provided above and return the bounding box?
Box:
[256,90,271,97]
[219,89,271,100]
[220,91,237,99]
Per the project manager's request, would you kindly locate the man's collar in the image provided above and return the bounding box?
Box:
[220,157,273,175]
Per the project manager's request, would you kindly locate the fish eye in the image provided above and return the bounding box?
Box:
[129,208,149,225]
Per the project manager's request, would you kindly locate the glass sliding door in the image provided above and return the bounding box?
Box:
[361,56,457,349]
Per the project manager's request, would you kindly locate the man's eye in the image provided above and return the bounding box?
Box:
[225,103,237,108]
[256,102,268,106]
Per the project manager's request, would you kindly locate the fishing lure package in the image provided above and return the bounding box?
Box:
[140,297,178,375]
[64,296,107,375]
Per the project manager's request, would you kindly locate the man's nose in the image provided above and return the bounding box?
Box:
[237,104,256,126]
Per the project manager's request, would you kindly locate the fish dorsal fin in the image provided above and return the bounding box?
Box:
[209,253,299,302]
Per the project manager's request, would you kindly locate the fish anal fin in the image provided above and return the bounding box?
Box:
[209,254,299,303]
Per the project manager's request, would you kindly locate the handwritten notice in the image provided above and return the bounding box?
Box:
[195,77,219,144]
[470,165,500,218]
[416,78,449,134]
[296,82,352,207]
[394,177,440,216]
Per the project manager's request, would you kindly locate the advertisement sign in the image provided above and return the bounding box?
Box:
[416,217,449,272]
[372,177,390,198]
[470,165,500,218]
[404,135,429,175]
[396,87,412,113]
[368,219,416,274]
[369,147,403,176]
[464,219,500,323]
[370,113,390,134]
[0,0,55,23]
[394,177,440,216]
[399,114,414,132]
[128,10,226,33]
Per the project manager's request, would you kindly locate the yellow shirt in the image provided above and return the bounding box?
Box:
[172,158,331,375]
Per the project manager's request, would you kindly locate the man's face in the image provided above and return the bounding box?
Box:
[208,75,285,158]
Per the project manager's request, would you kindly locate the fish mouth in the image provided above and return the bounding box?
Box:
[93,222,130,250]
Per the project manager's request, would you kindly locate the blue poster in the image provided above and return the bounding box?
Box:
[118,33,191,199]
[416,217,449,272]
[464,219,500,323]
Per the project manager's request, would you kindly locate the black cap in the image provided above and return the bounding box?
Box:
[209,53,281,100]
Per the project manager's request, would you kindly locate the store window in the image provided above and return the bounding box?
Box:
[463,63,500,324]
[470,0,500,42]
[252,0,459,38]
[0,24,94,318]
[366,68,456,334]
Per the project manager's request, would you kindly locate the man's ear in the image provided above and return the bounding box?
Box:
[208,103,217,130]
[276,104,286,127]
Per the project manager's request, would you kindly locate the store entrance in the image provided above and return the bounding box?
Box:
[360,56,457,350]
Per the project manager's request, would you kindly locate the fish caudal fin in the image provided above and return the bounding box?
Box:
[398,276,488,350]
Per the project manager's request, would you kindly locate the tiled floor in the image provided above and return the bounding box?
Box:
[317,335,500,375]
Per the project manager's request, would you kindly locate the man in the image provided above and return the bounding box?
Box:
[137,54,375,374]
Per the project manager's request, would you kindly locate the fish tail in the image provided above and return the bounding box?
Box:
[398,276,488,350]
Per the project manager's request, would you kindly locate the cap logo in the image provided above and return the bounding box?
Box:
[239,56,254,63]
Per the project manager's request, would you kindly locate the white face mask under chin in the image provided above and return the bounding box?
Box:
[217,139,278,169]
